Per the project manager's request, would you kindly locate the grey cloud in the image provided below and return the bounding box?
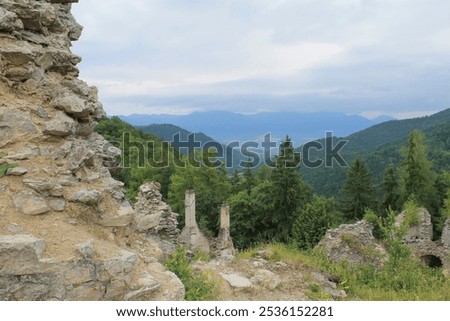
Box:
[72,0,450,116]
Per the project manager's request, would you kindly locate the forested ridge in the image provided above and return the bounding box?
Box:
[301,109,450,197]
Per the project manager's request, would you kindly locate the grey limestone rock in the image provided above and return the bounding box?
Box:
[13,190,51,215]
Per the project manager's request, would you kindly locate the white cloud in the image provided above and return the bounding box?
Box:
[71,0,450,116]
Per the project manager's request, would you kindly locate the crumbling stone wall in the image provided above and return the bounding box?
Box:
[0,0,184,300]
[318,209,450,275]
[395,208,450,274]
[318,220,387,267]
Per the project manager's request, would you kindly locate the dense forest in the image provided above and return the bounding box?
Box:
[97,111,450,249]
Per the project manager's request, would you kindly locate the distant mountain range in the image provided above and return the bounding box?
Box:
[118,111,393,144]
[138,124,217,154]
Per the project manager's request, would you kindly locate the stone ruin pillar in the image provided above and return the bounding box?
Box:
[185,189,197,228]
[215,203,235,260]
[178,190,210,254]
[220,204,230,230]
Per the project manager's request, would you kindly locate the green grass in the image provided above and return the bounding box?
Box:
[237,243,450,300]
[0,163,15,178]
[165,247,218,301]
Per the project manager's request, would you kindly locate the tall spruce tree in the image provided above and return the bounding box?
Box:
[382,165,401,213]
[340,156,376,221]
[269,136,310,242]
[400,130,436,206]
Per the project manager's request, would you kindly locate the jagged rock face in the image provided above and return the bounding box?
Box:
[0,1,184,300]
[0,0,132,226]
[134,182,180,254]
[318,220,388,267]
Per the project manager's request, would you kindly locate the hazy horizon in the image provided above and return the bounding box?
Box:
[109,108,441,121]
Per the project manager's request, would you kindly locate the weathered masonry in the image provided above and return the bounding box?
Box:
[178,190,235,259]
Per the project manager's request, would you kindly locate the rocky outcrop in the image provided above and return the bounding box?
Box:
[318,220,388,267]
[0,235,184,300]
[0,1,183,300]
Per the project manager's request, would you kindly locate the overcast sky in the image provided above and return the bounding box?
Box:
[71,0,450,119]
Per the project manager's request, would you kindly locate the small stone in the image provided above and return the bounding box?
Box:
[43,111,76,136]
[220,273,252,289]
[35,106,48,119]
[13,190,51,215]
[76,240,94,260]
[275,261,287,268]
[250,269,281,290]
[23,179,64,197]
[69,189,101,205]
[5,150,33,160]
[124,275,160,300]
[51,90,91,118]
[4,235,46,257]
[98,204,134,227]
[7,224,24,233]
[6,167,28,176]
[0,8,24,32]
[48,197,66,212]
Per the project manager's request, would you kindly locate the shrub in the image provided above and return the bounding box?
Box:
[165,247,217,301]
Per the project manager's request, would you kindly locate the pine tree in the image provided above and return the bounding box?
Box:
[382,165,401,213]
[340,156,376,221]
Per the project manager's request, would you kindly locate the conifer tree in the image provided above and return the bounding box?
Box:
[340,156,376,221]
[269,136,310,242]
[243,159,255,195]
[400,130,435,206]
[230,169,242,194]
[382,165,401,213]
[292,196,336,250]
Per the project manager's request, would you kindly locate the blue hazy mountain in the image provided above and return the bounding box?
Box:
[138,123,218,154]
[119,111,392,144]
